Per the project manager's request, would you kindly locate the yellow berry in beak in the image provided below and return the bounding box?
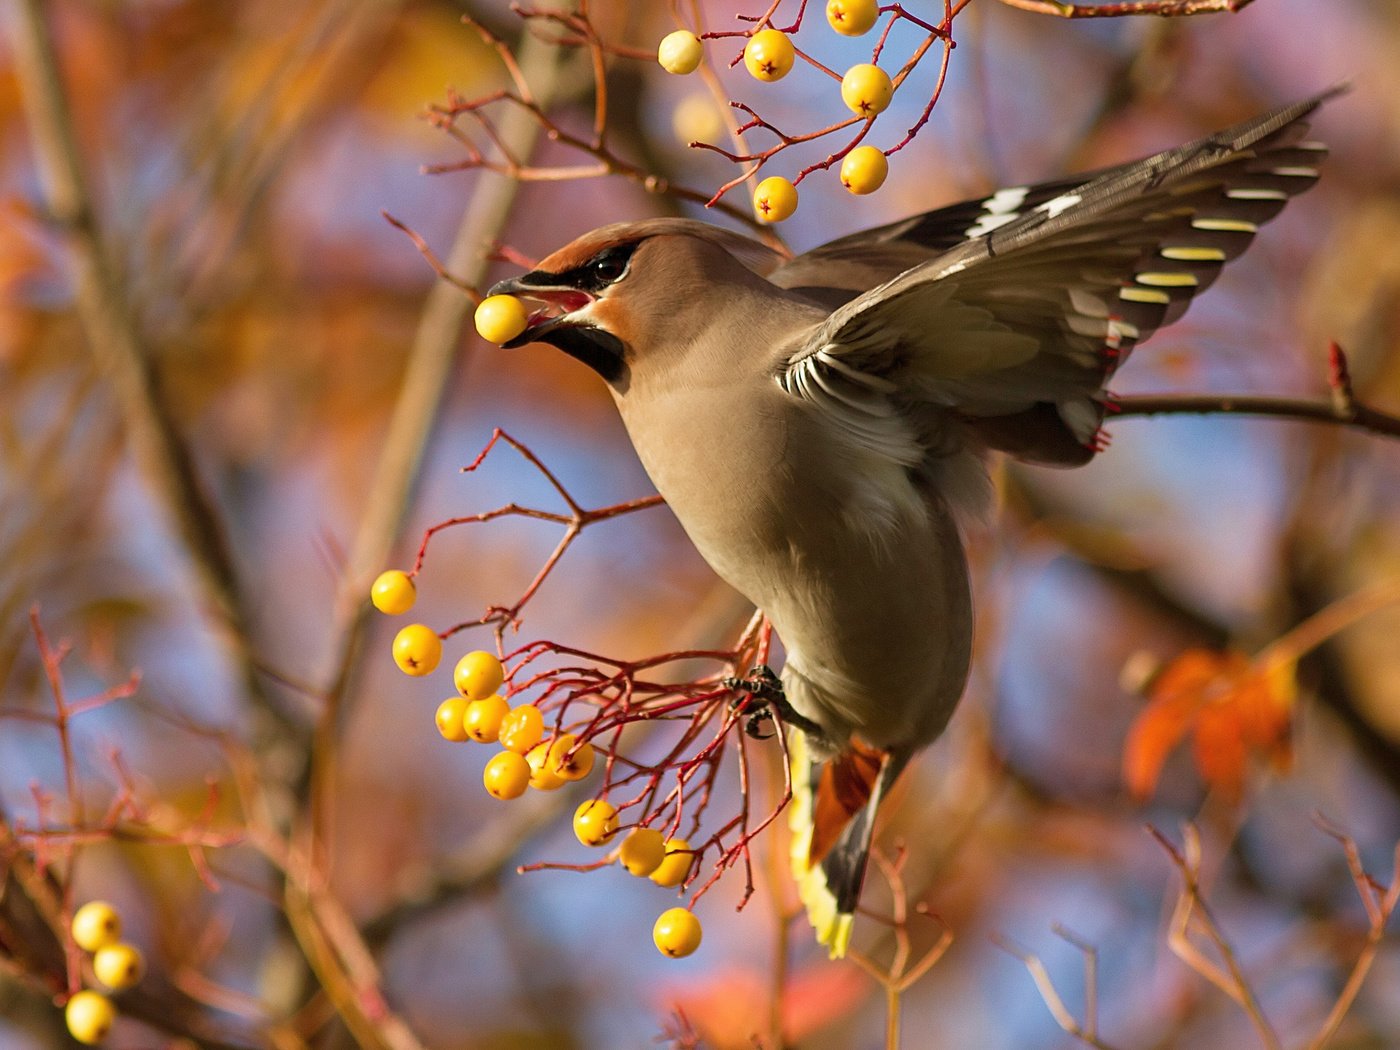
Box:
[474,294,529,345]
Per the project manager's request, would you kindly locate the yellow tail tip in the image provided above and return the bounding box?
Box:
[788,729,855,958]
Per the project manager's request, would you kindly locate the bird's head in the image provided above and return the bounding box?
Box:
[487,218,786,391]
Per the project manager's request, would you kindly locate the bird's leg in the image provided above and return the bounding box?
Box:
[723,664,825,739]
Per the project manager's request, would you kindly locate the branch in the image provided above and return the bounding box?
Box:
[308,1,575,831]
[8,0,302,742]
[1150,824,1281,1050]
[1307,817,1400,1050]
[992,928,1123,1050]
[998,0,1253,15]
[1111,394,1400,439]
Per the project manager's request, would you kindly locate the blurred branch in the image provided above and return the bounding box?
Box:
[993,926,1122,1050]
[309,4,574,826]
[1150,824,1281,1050]
[149,0,405,319]
[1308,816,1400,1050]
[848,846,954,1050]
[998,0,1253,15]
[360,786,578,946]
[8,0,303,743]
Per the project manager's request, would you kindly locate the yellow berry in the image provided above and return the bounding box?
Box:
[619,827,667,877]
[474,294,529,345]
[573,799,619,846]
[672,94,724,145]
[743,28,795,82]
[434,698,470,742]
[826,0,878,35]
[454,650,505,701]
[840,145,889,195]
[93,942,145,991]
[840,63,893,117]
[483,751,531,800]
[71,901,121,952]
[658,30,703,75]
[650,838,695,887]
[550,734,595,781]
[369,570,416,615]
[498,704,544,754]
[392,624,442,677]
[753,176,798,223]
[65,991,115,1045]
[464,694,510,743]
[526,743,566,790]
[653,908,703,958]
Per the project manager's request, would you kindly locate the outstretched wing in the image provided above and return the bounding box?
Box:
[778,90,1339,466]
[770,173,1107,306]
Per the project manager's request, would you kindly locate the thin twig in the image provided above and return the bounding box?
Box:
[1150,825,1281,1050]
[1306,817,1400,1050]
[992,931,1124,1050]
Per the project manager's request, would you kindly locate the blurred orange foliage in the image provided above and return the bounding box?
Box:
[1123,649,1295,803]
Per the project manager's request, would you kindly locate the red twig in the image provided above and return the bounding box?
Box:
[410,428,663,639]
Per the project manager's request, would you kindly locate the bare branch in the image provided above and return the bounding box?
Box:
[998,0,1254,15]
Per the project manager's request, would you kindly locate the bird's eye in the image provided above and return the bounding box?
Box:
[589,249,630,284]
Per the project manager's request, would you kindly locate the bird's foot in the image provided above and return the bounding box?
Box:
[723,664,824,739]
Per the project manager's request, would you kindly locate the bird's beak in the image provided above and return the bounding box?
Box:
[487,274,627,381]
[487,275,597,349]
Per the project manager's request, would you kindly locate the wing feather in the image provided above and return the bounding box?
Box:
[777,90,1339,465]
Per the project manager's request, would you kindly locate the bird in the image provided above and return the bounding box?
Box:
[486,90,1337,956]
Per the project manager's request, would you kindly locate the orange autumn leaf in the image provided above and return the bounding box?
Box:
[1123,649,1295,803]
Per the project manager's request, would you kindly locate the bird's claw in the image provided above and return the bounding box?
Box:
[723,664,823,738]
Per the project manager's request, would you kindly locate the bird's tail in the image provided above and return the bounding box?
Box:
[787,732,908,958]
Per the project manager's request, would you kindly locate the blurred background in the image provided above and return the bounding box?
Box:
[2,1,1400,1047]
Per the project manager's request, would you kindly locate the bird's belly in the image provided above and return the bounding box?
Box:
[617,389,972,751]
[762,513,973,751]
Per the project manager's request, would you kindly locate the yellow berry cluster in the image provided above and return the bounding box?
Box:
[653,1,893,223]
[370,572,597,798]
[571,801,703,957]
[372,568,702,958]
[65,901,147,1044]
[429,648,596,800]
[370,569,443,678]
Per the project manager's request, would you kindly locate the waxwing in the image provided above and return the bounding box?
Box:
[489,90,1337,956]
